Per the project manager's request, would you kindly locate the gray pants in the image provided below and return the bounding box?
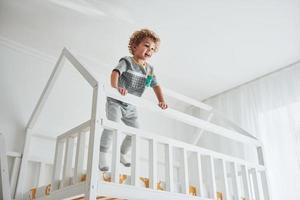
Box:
[100,98,139,154]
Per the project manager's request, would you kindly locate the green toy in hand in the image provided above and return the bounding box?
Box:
[146,75,153,87]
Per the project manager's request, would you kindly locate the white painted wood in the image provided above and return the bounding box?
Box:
[10,156,21,198]
[106,89,261,147]
[52,141,65,189]
[182,149,189,194]
[37,181,86,200]
[201,154,216,199]
[37,180,216,200]
[62,137,75,187]
[247,167,255,200]
[7,151,22,158]
[85,85,103,200]
[232,162,241,200]
[166,144,174,192]
[193,112,214,146]
[62,48,98,87]
[74,131,86,183]
[250,168,261,200]
[0,133,12,200]
[163,88,213,111]
[220,159,230,200]
[213,110,258,141]
[104,120,265,171]
[257,147,265,166]
[26,51,65,129]
[241,165,252,200]
[256,145,272,200]
[260,170,270,200]
[96,182,214,200]
[57,120,90,141]
[37,162,46,186]
[196,152,205,197]
[15,128,33,199]
[111,130,121,183]
[207,155,217,199]
[149,139,157,189]
[131,135,139,186]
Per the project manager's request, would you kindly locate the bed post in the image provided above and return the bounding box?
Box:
[15,128,34,200]
[257,145,272,200]
[0,133,12,200]
[85,82,106,199]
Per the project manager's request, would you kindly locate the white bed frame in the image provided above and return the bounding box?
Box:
[13,48,271,200]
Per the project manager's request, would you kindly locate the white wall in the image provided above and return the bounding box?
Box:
[0,40,55,153]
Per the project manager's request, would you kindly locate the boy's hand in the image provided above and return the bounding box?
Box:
[158,102,168,110]
[118,87,128,96]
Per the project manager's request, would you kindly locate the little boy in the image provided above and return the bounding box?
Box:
[99,29,168,171]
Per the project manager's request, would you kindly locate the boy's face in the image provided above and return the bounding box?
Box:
[133,38,156,61]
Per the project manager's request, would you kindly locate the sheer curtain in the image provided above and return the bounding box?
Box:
[203,61,300,200]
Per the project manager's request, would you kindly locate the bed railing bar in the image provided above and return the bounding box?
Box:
[131,135,139,186]
[260,170,270,200]
[106,89,261,147]
[257,144,272,200]
[62,137,75,187]
[193,112,214,146]
[74,131,86,183]
[247,167,255,200]
[149,139,158,189]
[111,130,121,183]
[52,141,65,190]
[212,111,258,140]
[103,119,265,170]
[165,144,174,192]
[241,165,252,200]
[208,156,217,199]
[250,168,261,200]
[196,152,205,197]
[182,149,189,194]
[220,159,230,200]
[163,88,213,111]
[232,162,241,200]
[57,120,91,141]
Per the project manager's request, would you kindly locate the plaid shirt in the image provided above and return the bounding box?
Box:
[113,56,158,97]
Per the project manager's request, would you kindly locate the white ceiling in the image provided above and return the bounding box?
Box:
[1,0,300,100]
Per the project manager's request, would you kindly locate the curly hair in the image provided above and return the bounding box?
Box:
[128,29,160,55]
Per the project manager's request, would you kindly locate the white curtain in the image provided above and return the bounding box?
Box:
[203,61,300,200]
